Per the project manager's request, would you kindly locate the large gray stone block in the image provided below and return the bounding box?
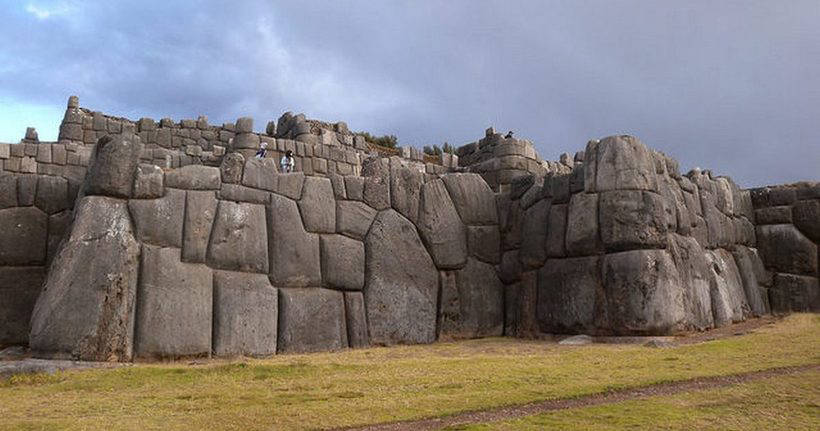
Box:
[164,165,221,190]
[362,157,390,210]
[35,175,69,214]
[0,175,17,209]
[135,246,213,359]
[756,224,817,276]
[277,288,347,353]
[667,235,714,331]
[213,271,278,357]
[242,157,278,191]
[417,179,468,269]
[0,206,47,266]
[731,246,771,316]
[84,134,143,198]
[585,135,658,193]
[537,256,603,333]
[793,199,820,242]
[769,273,819,312]
[182,191,218,263]
[365,210,438,345]
[520,199,549,268]
[602,249,685,335]
[705,249,750,326]
[545,203,567,258]
[29,197,140,361]
[336,200,377,240]
[390,159,424,223]
[207,200,269,273]
[504,271,538,336]
[438,259,504,339]
[0,267,46,345]
[441,173,498,225]
[344,291,369,348]
[565,192,601,256]
[128,188,185,248]
[320,234,364,290]
[599,190,667,252]
[467,225,501,264]
[220,152,245,184]
[268,194,321,287]
[276,172,304,200]
[299,176,336,233]
[132,163,164,199]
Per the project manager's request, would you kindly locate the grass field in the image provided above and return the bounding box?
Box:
[0,314,818,430]
[458,370,820,430]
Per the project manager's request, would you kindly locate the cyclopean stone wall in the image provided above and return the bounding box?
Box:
[750,183,820,312]
[26,132,503,361]
[2,97,818,359]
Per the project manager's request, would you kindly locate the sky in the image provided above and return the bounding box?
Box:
[0,0,817,187]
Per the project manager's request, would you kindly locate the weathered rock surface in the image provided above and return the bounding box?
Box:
[277,288,347,353]
[29,197,140,361]
[504,271,538,336]
[164,165,221,190]
[585,136,658,193]
[417,179,468,269]
[769,273,819,312]
[602,249,684,335]
[85,134,143,198]
[128,188,185,248]
[35,176,69,214]
[336,200,377,240]
[320,234,365,290]
[182,191,218,263]
[667,235,714,330]
[299,176,336,233]
[441,173,498,225]
[538,256,603,333]
[135,246,213,359]
[365,210,438,345]
[344,291,369,348]
[792,199,820,242]
[390,160,423,223]
[731,246,771,316]
[466,225,501,264]
[565,192,601,256]
[545,204,567,258]
[207,200,269,273]
[132,164,164,199]
[599,190,667,252]
[705,249,749,326]
[0,207,47,266]
[756,224,817,276]
[519,199,549,268]
[213,271,278,357]
[268,194,320,287]
[438,259,504,339]
[0,267,46,345]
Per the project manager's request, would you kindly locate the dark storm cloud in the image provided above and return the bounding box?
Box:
[0,0,817,187]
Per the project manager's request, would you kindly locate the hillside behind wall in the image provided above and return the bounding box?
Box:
[1,97,817,359]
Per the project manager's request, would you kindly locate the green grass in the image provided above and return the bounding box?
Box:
[459,370,820,430]
[0,314,818,430]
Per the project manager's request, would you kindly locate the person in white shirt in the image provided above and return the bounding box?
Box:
[280,150,295,173]
[255,142,268,159]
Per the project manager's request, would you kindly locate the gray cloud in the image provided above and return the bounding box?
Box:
[1,0,818,187]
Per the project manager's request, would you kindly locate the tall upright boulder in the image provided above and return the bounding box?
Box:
[84,134,144,198]
[29,196,140,361]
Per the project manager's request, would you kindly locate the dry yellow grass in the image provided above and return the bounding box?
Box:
[0,314,818,430]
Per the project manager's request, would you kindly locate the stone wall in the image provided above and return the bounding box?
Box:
[25,133,502,360]
[2,97,817,359]
[456,127,572,192]
[503,135,776,336]
[750,183,820,312]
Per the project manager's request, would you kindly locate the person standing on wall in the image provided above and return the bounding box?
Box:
[255,142,268,159]
[280,150,295,173]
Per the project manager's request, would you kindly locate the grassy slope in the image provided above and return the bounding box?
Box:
[460,370,820,430]
[0,314,818,430]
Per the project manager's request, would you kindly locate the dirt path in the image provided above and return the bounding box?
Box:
[343,363,819,431]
